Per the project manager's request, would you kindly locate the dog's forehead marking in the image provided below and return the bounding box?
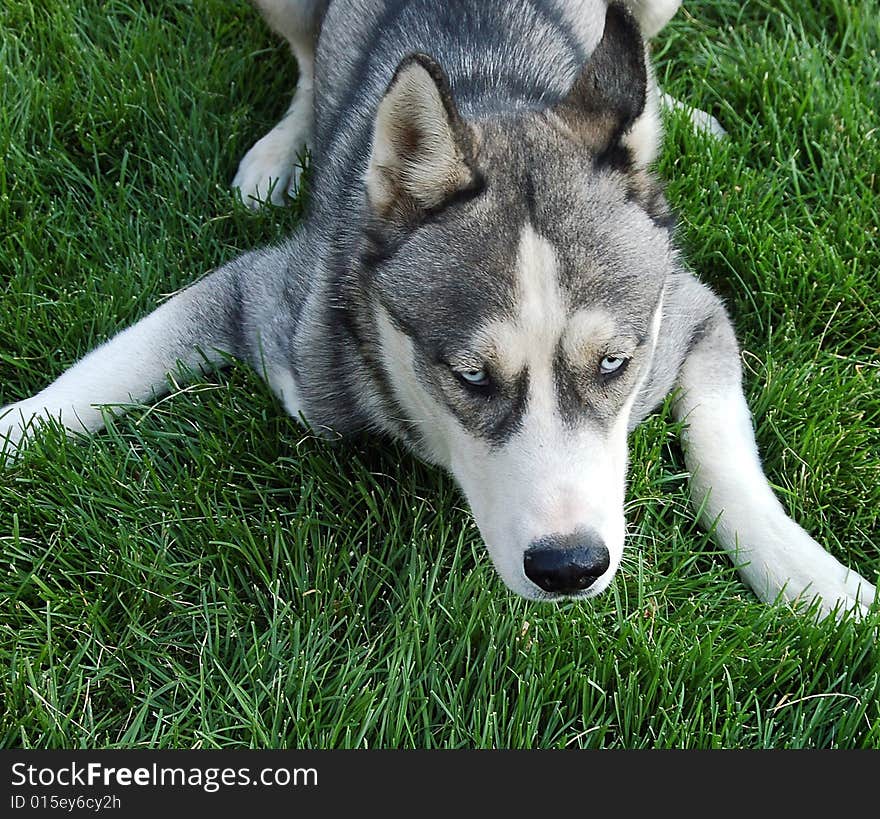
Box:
[515,222,567,336]
[480,223,567,378]
[482,224,620,376]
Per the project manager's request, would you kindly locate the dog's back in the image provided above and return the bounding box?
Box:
[311,0,620,204]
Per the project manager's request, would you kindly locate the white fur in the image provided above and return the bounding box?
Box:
[476,224,569,379]
[374,224,665,599]
[562,309,621,363]
[660,92,727,139]
[267,366,304,418]
[374,304,454,466]
[232,86,313,207]
[447,411,629,599]
[232,0,317,208]
[625,0,682,39]
[557,0,608,60]
[1,283,221,460]
[623,57,664,167]
[676,359,876,619]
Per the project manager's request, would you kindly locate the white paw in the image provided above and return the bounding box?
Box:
[686,106,727,139]
[0,397,88,464]
[788,563,877,622]
[742,521,877,621]
[659,93,727,139]
[0,401,39,464]
[232,126,308,209]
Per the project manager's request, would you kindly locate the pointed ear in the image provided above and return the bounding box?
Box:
[553,2,647,161]
[365,53,480,220]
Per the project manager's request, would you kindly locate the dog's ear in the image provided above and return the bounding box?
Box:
[365,53,480,220]
[553,2,647,163]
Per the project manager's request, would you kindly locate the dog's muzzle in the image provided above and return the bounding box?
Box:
[523,530,610,595]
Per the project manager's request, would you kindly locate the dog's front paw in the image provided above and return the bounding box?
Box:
[232,127,308,209]
[0,401,38,464]
[795,564,877,622]
[752,527,876,621]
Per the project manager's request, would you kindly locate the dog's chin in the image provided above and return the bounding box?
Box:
[519,586,606,603]
[493,566,619,602]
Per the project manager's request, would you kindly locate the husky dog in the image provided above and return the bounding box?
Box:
[1,0,875,619]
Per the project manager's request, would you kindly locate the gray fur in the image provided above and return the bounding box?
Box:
[260,0,674,451]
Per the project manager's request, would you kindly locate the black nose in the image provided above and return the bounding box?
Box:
[523,531,610,595]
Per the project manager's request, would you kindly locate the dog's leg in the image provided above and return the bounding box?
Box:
[622,1,727,139]
[232,0,325,208]
[673,300,876,619]
[232,66,313,208]
[0,250,284,460]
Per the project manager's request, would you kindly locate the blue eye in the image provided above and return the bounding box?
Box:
[457,367,490,388]
[599,355,628,376]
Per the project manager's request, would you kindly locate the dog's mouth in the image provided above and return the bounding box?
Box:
[517,569,619,602]
[517,583,610,602]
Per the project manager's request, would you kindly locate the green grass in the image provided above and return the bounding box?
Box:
[1,0,878,749]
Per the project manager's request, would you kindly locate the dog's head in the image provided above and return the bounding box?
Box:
[357,5,676,599]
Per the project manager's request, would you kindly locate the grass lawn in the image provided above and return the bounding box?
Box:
[1,0,878,749]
